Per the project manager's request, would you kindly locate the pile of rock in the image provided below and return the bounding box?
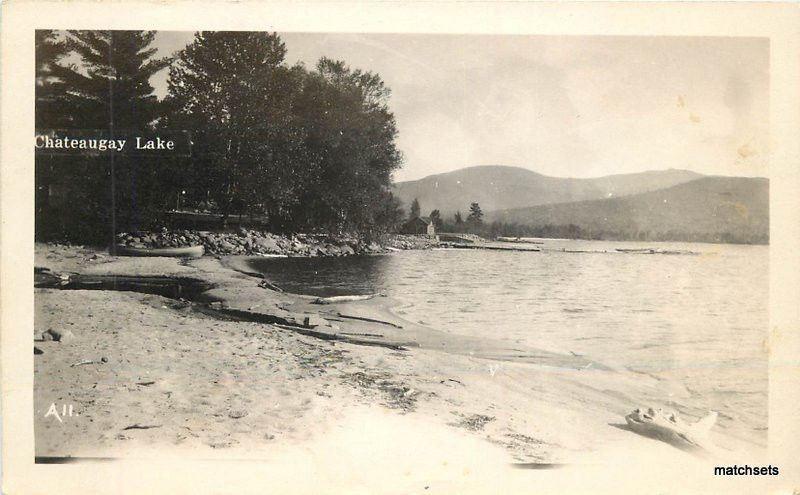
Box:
[384,235,440,251]
[114,229,417,257]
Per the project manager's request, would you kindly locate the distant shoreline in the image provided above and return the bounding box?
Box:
[44,226,769,258]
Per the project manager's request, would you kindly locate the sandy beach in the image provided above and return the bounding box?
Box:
[33,243,765,470]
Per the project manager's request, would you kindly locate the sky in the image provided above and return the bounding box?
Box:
[150,32,769,182]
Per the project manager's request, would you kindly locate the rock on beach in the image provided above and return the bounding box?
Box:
[114,228,439,257]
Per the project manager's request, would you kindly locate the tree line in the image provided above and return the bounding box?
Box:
[404,198,766,244]
[406,198,484,233]
[35,30,405,243]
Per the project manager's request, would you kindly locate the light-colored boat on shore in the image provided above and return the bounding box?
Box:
[112,244,205,258]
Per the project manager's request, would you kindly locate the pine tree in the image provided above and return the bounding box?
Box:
[35,30,71,240]
[52,30,170,129]
[409,198,421,220]
[429,209,442,230]
[35,30,70,128]
[36,30,173,242]
[467,202,483,225]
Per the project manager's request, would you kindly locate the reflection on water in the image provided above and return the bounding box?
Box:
[249,255,390,297]
[247,239,768,438]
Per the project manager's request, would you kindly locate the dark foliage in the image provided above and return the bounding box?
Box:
[408,198,421,220]
[466,202,483,226]
[162,35,402,236]
[36,31,404,243]
[428,209,443,231]
[36,30,175,243]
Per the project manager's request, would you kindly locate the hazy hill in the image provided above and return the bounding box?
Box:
[486,176,769,244]
[392,165,703,216]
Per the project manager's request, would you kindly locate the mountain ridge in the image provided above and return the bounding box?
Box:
[486,175,769,244]
[392,165,705,216]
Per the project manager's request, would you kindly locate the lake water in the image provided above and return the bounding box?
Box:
[246,239,768,442]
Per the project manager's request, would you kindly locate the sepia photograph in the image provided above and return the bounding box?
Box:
[3,3,800,493]
[32,28,769,458]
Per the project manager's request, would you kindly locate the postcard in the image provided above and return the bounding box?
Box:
[2,2,799,494]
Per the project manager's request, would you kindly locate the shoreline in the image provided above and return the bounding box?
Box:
[112,229,441,257]
[48,227,761,264]
[33,242,766,465]
[223,255,613,369]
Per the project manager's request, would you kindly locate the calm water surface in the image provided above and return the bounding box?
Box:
[247,239,768,436]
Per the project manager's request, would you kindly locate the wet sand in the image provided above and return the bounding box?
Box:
[33,243,764,468]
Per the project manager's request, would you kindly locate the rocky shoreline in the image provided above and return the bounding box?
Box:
[114,229,439,257]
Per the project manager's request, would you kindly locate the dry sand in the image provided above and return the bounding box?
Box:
[33,244,766,477]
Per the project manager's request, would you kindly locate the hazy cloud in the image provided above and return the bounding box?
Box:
[150,32,768,181]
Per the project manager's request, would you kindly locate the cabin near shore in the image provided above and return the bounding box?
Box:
[401,216,436,235]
